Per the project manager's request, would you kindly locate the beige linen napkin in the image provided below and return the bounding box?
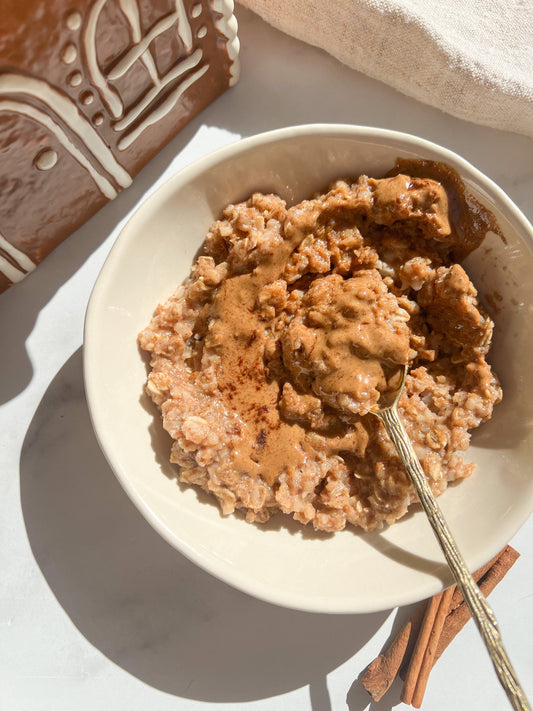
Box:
[239,0,533,138]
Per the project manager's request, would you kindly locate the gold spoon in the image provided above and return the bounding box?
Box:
[371,364,530,711]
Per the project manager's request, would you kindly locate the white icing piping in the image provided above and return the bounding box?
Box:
[0,231,36,284]
[114,49,203,132]
[118,63,209,150]
[117,0,160,84]
[0,232,36,273]
[174,0,193,53]
[210,0,240,86]
[108,11,179,80]
[86,0,195,149]
[83,0,124,118]
[110,0,194,80]
[0,254,26,284]
[0,99,117,199]
[0,73,131,190]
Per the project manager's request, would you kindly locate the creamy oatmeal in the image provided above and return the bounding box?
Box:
[139,160,501,533]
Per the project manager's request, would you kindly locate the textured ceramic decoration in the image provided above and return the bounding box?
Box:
[0,0,239,292]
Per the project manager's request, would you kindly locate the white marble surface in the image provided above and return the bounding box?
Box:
[1,7,532,711]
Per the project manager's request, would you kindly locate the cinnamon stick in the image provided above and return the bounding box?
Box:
[434,545,520,663]
[401,592,442,705]
[411,585,456,708]
[361,545,519,705]
[361,600,427,701]
[447,548,504,613]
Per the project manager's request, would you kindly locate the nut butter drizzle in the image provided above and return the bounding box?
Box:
[211,205,317,486]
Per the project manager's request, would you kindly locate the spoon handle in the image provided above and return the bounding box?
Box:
[377,405,531,711]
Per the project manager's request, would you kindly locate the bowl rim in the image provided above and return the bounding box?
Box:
[84,123,533,613]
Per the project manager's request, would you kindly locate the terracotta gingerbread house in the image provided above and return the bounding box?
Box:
[0,0,239,292]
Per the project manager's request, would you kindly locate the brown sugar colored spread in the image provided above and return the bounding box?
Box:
[278,271,412,417]
[139,161,501,533]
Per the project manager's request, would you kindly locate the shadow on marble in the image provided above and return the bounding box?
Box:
[0,120,199,407]
[20,348,388,704]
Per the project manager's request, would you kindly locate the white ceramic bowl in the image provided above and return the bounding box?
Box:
[84,125,533,614]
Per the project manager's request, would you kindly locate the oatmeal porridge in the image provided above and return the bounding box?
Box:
[138,160,502,533]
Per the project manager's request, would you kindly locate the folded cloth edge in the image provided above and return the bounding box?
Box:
[238,0,533,139]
